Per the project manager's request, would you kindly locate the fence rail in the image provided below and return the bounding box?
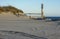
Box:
[25,13,41,15]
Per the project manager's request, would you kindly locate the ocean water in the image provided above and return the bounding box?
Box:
[25,13,60,19]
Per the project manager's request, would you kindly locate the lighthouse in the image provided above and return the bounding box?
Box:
[41,3,45,19]
[41,3,44,19]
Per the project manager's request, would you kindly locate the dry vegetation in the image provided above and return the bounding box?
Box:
[0,5,25,16]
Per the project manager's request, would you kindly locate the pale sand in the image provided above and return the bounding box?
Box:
[0,13,60,39]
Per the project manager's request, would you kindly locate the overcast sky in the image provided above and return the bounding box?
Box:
[0,0,60,16]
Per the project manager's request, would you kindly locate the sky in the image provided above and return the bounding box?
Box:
[0,0,60,16]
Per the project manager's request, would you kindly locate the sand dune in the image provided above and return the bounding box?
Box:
[0,13,60,39]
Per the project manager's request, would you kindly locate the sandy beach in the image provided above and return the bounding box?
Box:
[0,13,60,39]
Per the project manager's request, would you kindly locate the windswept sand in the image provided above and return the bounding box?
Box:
[0,13,60,39]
